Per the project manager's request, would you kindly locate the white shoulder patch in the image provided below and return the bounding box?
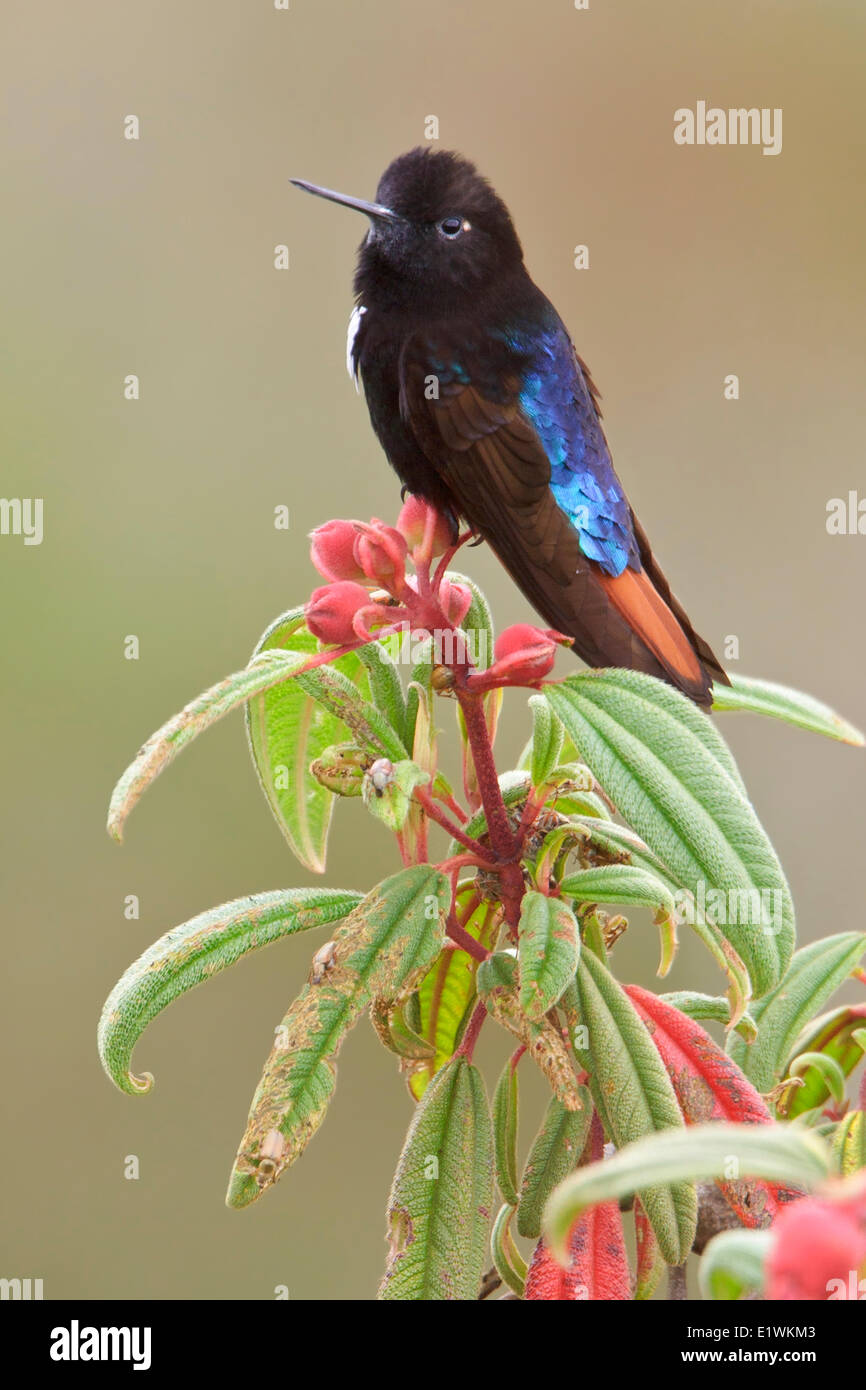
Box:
[346,304,367,391]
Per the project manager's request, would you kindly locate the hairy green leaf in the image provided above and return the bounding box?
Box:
[543,1123,831,1262]
[728,932,866,1092]
[98,887,362,1096]
[518,891,580,1020]
[245,610,370,872]
[712,672,865,746]
[568,949,697,1263]
[379,1056,494,1300]
[517,1094,592,1239]
[227,866,449,1208]
[545,671,794,997]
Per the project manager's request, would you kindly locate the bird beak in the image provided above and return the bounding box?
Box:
[290,178,400,224]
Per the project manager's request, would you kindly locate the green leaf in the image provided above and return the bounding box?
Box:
[107,648,314,842]
[787,1051,847,1106]
[227,866,450,1209]
[698,1229,772,1301]
[492,1058,520,1206]
[528,694,564,788]
[560,864,676,917]
[357,640,409,749]
[831,1110,866,1176]
[545,670,794,997]
[659,991,758,1043]
[362,758,430,832]
[728,933,866,1092]
[491,1203,527,1297]
[369,997,436,1061]
[295,662,407,762]
[567,949,697,1264]
[407,893,500,1101]
[543,1123,832,1262]
[712,672,865,747]
[378,1056,494,1300]
[517,1094,592,1239]
[245,611,370,872]
[518,891,580,1020]
[478,953,584,1111]
[784,1004,866,1118]
[449,570,495,671]
[98,887,362,1096]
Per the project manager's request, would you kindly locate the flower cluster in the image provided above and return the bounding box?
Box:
[304,496,571,689]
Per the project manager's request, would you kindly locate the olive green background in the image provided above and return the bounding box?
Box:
[2,1,864,1300]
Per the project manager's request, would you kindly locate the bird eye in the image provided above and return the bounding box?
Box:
[438,216,466,239]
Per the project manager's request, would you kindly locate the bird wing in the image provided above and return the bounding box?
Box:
[397,322,723,703]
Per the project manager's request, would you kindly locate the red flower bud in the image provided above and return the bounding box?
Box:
[465,624,568,690]
[396,494,453,559]
[309,520,367,583]
[354,520,408,590]
[305,581,370,646]
[438,579,472,626]
[766,1180,866,1300]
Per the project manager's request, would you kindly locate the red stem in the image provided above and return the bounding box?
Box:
[456,1000,488,1061]
[414,785,487,856]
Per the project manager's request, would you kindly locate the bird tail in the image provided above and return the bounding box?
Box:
[595,565,719,706]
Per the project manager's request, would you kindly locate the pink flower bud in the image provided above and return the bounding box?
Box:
[438,579,472,626]
[396,494,453,559]
[465,624,570,691]
[309,520,367,583]
[305,581,370,646]
[766,1184,866,1300]
[354,521,408,589]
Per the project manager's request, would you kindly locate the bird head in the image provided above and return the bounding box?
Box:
[292,148,524,309]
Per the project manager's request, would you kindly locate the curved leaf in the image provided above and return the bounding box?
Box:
[728,932,866,1092]
[784,1003,866,1118]
[108,649,313,841]
[227,866,449,1208]
[379,1056,494,1300]
[698,1228,772,1301]
[712,672,865,747]
[492,1058,520,1206]
[98,887,362,1095]
[543,1123,832,1262]
[545,670,794,996]
[491,1203,527,1297]
[525,1203,630,1300]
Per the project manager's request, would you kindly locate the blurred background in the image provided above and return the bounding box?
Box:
[1,0,864,1299]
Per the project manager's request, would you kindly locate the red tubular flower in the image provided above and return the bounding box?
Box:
[465,624,570,691]
[625,985,802,1228]
[396,494,453,559]
[354,520,408,590]
[305,581,371,646]
[525,1205,631,1300]
[309,519,367,583]
[766,1179,866,1300]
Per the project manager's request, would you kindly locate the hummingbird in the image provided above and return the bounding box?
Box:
[291,148,727,706]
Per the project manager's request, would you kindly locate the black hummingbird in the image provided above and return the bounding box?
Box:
[292,148,727,706]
